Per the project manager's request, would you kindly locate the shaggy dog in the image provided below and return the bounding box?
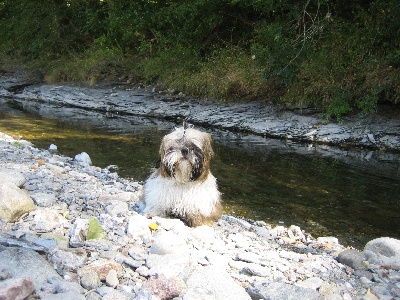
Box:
[143,124,222,226]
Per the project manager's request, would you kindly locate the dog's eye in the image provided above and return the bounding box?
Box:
[167,146,174,152]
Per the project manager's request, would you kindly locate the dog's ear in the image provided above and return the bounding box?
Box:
[202,132,215,160]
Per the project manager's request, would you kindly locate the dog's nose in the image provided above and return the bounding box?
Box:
[181,147,189,157]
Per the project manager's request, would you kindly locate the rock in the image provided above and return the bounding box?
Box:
[364,237,400,270]
[105,269,119,288]
[337,249,365,269]
[296,277,324,290]
[0,183,35,222]
[74,152,92,167]
[183,266,251,300]
[0,277,35,300]
[0,247,62,290]
[150,230,189,255]
[69,218,89,247]
[0,169,26,187]
[77,259,122,281]
[102,290,130,300]
[32,208,68,232]
[126,214,152,241]
[317,236,339,244]
[40,291,85,300]
[142,274,186,299]
[105,201,129,217]
[79,271,101,290]
[247,282,319,300]
[191,226,216,244]
[237,251,260,264]
[49,144,58,151]
[30,192,57,207]
[39,276,85,299]
[49,249,88,276]
[243,263,270,277]
[287,225,306,241]
[147,253,190,278]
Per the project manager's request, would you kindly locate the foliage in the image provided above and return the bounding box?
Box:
[86,217,107,240]
[0,0,399,120]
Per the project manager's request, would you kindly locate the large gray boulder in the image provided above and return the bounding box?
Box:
[364,237,400,270]
[0,247,61,290]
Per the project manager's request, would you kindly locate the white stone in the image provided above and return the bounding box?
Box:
[147,253,190,278]
[237,252,260,264]
[32,208,68,232]
[150,230,189,255]
[105,269,119,288]
[183,266,251,300]
[74,152,92,166]
[364,237,400,270]
[126,214,152,241]
[69,218,89,247]
[191,226,216,244]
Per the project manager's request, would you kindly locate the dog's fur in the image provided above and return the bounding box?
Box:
[143,125,222,226]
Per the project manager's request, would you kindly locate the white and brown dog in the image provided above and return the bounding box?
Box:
[142,124,222,226]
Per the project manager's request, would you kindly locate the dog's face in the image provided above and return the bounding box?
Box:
[158,126,214,183]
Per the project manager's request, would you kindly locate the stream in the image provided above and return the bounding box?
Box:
[1,97,399,249]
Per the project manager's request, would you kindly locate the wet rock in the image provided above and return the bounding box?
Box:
[364,237,400,270]
[0,183,35,222]
[337,249,365,269]
[0,277,35,300]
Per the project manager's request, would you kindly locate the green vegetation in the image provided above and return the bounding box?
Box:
[1,0,399,120]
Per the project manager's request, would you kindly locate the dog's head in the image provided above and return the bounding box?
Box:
[158,125,215,183]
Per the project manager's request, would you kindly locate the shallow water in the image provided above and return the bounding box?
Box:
[1,98,399,248]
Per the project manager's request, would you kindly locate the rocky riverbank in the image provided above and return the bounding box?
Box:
[1,69,400,153]
[1,132,400,300]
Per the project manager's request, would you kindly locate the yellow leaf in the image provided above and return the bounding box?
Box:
[149,222,159,231]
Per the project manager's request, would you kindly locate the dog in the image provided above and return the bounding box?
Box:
[142,124,222,227]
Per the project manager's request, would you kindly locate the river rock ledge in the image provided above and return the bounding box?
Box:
[0,132,399,300]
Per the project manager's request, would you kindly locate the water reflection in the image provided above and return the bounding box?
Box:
[1,98,399,248]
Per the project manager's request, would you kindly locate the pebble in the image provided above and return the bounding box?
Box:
[0,132,400,300]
